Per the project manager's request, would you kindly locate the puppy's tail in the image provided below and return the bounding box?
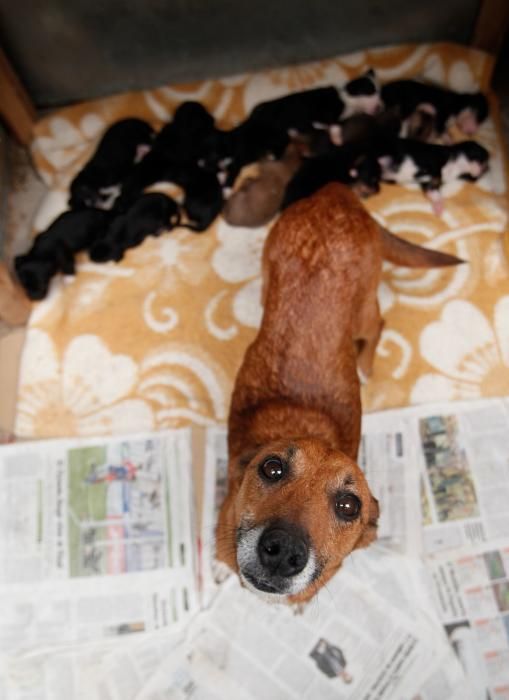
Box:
[379,226,465,268]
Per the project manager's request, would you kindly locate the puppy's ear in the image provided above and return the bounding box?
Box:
[355,496,380,550]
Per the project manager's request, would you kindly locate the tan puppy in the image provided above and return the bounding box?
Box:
[216,182,463,604]
[0,261,31,327]
[222,143,303,228]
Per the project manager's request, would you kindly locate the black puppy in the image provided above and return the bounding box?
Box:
[117,102,218,208]
[89,193,181,262]
[179,167,225,232]
[69,119,155,210]
[15,209,112,300]
[281,143,382,209]
[381,80,489,138]
[378,138,490,214]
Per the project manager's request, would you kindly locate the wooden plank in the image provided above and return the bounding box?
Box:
[0,47,36,145]
[472,0,509,56]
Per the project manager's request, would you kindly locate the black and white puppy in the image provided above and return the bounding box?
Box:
[15,209,112,300]
[202,69,382,185]
[89,193,180,262]
[378,138,490,214]
[69,119,155,210]
[381,80,489,138]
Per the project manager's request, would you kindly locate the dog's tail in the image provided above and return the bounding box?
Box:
[379,226,464,268]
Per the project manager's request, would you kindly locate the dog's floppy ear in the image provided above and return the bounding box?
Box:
[355,496,380,550]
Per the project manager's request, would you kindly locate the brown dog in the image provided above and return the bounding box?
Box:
[222,143,303,228]
[216,182,463,604]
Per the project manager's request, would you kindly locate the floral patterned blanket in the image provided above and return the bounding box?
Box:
[15,43,509,438]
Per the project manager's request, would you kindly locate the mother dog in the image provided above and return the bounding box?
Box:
[216,182,462,604]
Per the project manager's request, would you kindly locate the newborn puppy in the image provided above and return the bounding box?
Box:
[211,70,382,185]
[282,143,382,209]
[117,101,218,209]
[89,193,180,262]
[15,209,112,300]
[381,80,489,138]
[156,101,215,162]
[379,138,489,215]
[201,119,291,188]
[180,167,225,232]
[249,69,381,132]
[69,119,155,210]
[399,104,437,142]
[297,111,400,156]
[222,143,304,227]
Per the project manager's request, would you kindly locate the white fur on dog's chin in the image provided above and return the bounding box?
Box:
[239,572,290,604]
[236,524,318,600]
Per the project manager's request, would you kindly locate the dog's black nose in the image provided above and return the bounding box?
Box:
[258,526,309,577]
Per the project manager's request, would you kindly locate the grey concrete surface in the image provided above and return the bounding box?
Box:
[0,0,480,107]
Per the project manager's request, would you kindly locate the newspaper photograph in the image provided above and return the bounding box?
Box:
[410,399,509,555]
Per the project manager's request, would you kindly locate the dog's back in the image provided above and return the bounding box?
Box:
[229,183,381,460]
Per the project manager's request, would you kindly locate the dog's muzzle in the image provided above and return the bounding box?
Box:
[237,521,317,597]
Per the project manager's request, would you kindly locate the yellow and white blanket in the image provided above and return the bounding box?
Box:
[16,42,509,438]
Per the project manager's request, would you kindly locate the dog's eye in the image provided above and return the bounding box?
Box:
[335,493,361,520]
[259,457,286,482]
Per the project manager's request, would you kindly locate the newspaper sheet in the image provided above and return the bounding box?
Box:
[411,399,509,556]
[360,411,422,553]
[3,396,509,699]
[0,430,199,660]
[137,552,468,700]
[200,426,229,607]
[2,627,187,700]
[427,538,509,700]
[360,397,509,558]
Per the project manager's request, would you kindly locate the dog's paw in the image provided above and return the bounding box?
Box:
[357,366,369,385]
[292,602,307,615]
[212,558,232,585]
